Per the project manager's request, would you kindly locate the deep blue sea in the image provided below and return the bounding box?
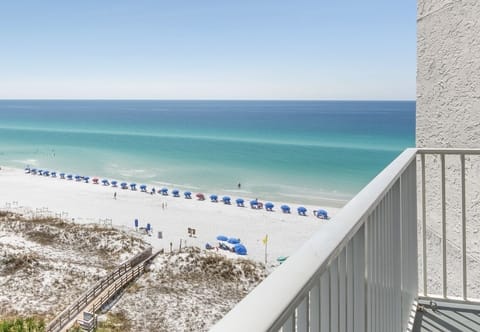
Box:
[0,100,415,206]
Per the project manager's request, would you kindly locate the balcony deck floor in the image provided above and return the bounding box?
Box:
[413,299,480,332]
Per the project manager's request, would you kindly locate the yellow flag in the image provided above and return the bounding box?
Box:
[262,234,268,245]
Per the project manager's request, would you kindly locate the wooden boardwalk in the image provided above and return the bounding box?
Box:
[46,248,159,332]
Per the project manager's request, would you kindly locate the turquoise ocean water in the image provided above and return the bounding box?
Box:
[0,100,415,206]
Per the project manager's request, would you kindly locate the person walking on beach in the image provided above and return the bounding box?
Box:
[113,192,117,200]
[238,182,241,189]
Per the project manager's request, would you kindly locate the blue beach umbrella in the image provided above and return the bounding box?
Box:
[51,171,57,177]
[234,244,247,255]
[102,179,109,185]
[250,200,258,208]
[222,196,231,204]
[172,189,180,197]
[67,174,73,180]
[316,209,329,219]
[38,169,43,175]
[281,205,291,213]
[236,198,244,207]
[265,202,274,211]
[31,168,37,174]
[121,182,128,189]
[216,235,228,241]
[59,172,65,179]
[210,194,218,202]
[297,206,307,216]
[130,183,137,190]
[111,180,118,187]
[83,176,90,183]
[227,237,240,244]
[184,191,192,199]
[43,170,50,176]
[140,184,147,192]
[161,188,168,195]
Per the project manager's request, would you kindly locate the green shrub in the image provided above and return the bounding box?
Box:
[0,317,45,332]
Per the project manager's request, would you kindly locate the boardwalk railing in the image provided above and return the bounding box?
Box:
[211,148,419,332]
[46,247,154,332]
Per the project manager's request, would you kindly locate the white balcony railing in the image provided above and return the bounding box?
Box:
[417,149,480,303]
[211,148,419,332]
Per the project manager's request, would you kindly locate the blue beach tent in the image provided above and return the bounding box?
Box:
[265,202,274,211]
[210,194,218,202]
[184,191,192,199]
[172,189,180,197]
[236,198,245,207]
[222,196,231,204]
[281,205,291,213]
[234,244,247,255]
[216,235,228,241]
[297,206,307,216]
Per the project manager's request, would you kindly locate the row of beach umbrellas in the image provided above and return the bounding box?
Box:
[24,167,329,218]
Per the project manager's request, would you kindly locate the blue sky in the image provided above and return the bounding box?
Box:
[0,1,416,100]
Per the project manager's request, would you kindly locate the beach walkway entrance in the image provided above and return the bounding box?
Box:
[46,247,160,332]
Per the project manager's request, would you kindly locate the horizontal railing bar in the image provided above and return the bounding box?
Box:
[211,148,418,332]
[417,148,480,155]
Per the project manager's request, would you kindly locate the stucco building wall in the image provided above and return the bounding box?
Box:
[417,0,480,148]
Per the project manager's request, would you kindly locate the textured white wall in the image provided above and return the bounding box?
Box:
[417,0,480,148]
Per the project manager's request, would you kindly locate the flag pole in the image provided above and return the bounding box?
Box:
[264,234,268,266]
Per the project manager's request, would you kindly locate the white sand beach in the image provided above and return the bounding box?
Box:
[0,167,339,266]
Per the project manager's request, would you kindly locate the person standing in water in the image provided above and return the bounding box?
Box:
[238,182,241,189]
